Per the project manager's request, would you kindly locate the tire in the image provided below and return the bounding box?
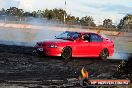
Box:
[99,49,109,60]
[61,47,72,60]
[32,50,39,56]
[32,50,42,57]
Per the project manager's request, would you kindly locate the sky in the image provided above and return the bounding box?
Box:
[0,0,132,25]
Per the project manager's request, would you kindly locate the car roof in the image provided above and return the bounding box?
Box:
[65,31,99,35]
[66,31,97,34]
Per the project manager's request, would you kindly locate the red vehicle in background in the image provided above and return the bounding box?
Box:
[33,31,114,60]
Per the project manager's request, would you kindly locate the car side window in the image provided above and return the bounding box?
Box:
[72,33,79,39]
[90,33,103,42]
[84,34,90,42]
[79,34,90,42]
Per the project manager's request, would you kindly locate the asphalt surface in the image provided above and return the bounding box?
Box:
[0,44,131,88]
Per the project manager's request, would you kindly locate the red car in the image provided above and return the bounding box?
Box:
[33,31,114,60]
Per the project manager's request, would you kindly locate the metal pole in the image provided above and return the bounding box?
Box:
[64,1,66,24]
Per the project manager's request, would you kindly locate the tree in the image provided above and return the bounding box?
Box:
[32,11,37,17]
[43,9,55,20]
[65,15,77,25]
[52,8,66,22]
[23,12,31,17]
[0,7,99,26]
[118,14,132,31]
[80,16,96,26]
[0,8,6,15]
[6,7,24,17]
[36,10,43,18]
[103,19,112,28]
[118,19,123,29]
[43,8,67,22]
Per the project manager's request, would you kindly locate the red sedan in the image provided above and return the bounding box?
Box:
[33,31,114,60]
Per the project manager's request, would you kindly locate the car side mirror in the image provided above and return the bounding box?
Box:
[106,38,109,40]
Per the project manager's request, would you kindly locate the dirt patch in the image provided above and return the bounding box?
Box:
[0,44,131,87]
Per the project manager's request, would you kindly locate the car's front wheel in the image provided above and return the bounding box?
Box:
[61,47,72,60]
[32,50,39,56]
[32,50,43,57]
[99,49,109,60]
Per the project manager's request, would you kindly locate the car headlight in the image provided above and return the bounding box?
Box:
[48,45,58,48]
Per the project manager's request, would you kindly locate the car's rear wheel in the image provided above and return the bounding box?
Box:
[61,47,72,60]
[99,49,109,60]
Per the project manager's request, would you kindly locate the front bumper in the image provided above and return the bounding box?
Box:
[33,46,62,56]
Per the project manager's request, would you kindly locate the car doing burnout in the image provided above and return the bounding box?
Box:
[33,31,114,60]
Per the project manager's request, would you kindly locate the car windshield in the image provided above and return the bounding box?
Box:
[101,34,112,41]
[55,31,80,41]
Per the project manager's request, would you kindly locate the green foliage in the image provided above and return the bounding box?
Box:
[6,7,24,17]
[0,7,97,26]
[103,19,112,28]
[118,14,132,31]
[0,7,132,30]
[80,16,96,26]
[43,8,66,21]
[43,9,55,20]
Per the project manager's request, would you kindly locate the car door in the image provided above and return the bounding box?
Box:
[73,33,90,57]
[88,33,103,56]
